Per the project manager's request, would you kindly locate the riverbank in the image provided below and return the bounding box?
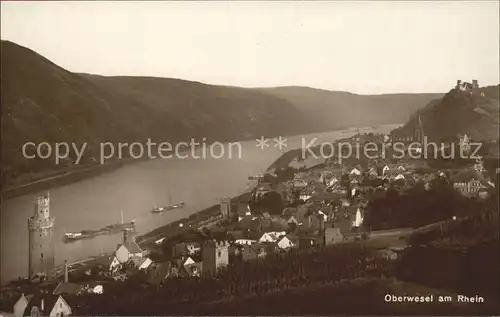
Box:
[1,125,369,200]
[2,191,251,286]
[136,192,250,248]
[1,159,130,199]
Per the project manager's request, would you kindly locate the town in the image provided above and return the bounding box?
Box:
[1,81,499,315]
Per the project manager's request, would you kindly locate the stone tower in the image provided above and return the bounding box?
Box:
[202,240,229,275]
[472,79,479,89]
[219,197,231,218]
[28,192,55,280]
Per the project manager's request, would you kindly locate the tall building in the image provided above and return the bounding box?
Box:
[390,110,425,145]
[28,193,55,280]
[202,240,229,275]
[413,110,425,144]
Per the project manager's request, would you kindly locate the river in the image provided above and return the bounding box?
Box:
[1,125,396,284]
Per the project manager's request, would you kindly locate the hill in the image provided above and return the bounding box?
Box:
[259,86,442,129]
[0,41,310,189]
[1,40,441,190]
[393,84,500,142]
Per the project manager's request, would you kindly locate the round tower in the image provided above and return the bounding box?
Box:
[28,192,55,280]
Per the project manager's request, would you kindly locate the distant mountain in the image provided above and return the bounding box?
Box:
[394,84,500,142]
[259,86,443,129]
[0,40,441,189]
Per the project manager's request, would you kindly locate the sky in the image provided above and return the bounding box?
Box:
[1,1,499,94]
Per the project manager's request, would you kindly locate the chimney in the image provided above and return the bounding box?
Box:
[64,260,69,283]
[456,79,461,88]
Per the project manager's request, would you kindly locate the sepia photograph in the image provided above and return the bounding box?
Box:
[0,1,499,315]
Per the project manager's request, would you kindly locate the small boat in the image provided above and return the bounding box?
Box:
[152,206,166,213]
[152,190,186,213]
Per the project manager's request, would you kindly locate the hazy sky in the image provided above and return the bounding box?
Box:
[1,1,499,94]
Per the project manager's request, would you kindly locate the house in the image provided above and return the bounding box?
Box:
[297,207,320,230]
[282,207,300,225]
[181,262,203,277]
[240,244,259,262]
[350,167,362,176]
[375,248,400,261]
[254,183,273,200]
[398,159,428,171]
[298,236,317,249]
[79,283,104,295]
[349,174,362,185]
[237,215,260,230]
[109,256,121,273]
[13,293,33,317]
[382,165,390,175]
[147,262,173,285]
[172,242,201,257]
[235,238,257,245]
[331,215,354,234]
[52,282,84,296]
[289,154,323,170]
[458,134,470,151]
[227,230,255,245]
[385,171,405,181]
[352,207,364,228]
[293,179,309,189]
[452,170,490,198]
[299,182,325,202]
[324,227,344,246]
[367,167,379,178]
[299,186,315,202]
[236,206,253,222]
[24,295,72,317]
[93,254,121,275]
[340,198,351,207]
[258,231,285,243]
[115,240,144,264]
[293,172,309,179]
[52,260,84,296]
[326,175,340,187]
[240,243,270,262]
[131,257,153,270]
[276,235,298,250]
[283,205,309,226]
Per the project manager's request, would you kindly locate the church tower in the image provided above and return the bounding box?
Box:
[414,110,425,143]
[28,192,55,280]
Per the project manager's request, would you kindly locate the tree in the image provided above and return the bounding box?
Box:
[252,191,284,215]
[276,167,297,182]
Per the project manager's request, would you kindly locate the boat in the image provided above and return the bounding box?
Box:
[151,190,186,213]
[105,210,135,230]
[64,230,104,242]
[63,210,135,242]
